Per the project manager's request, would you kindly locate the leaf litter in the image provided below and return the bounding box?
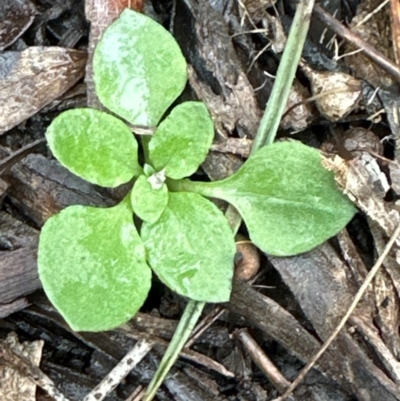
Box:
[2,1,400,401]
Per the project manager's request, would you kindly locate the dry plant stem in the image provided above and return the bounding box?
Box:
[127,386,144,401]
[0,349,71,401]
[349,315,400,383]
[390,0,400,64]
[353,0,390,29]
[0,138,46,175]
[120,326,234,377]
[235,329,292,395]
[271,222,400,401]
[313,4,400,83]
[84,339,152,401]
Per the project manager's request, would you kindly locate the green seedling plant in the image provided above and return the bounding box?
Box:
[37,7,355,397]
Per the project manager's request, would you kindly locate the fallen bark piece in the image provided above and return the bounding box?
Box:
[0,332,43,401]
[174,1,262,138]
[0,212,40,306]
[0,0,37,50]
[229,279,400,401]
[1,151,118,226]
[324,154,398,236]
[0,298,30,319]
[301,63,362,121]
[0,332,71,401]
[0,47,87,134]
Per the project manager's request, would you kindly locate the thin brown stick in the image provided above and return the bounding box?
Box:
[0,138,46,175]
[1,347,71,401]
[235,329,292,395]
[313,4,400,83]
[271,222,400,401]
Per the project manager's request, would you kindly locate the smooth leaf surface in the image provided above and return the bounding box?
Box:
[141,192,236,302]
[188,141,356,256]
[38,200,152,332]
[46,108,140,187]
[93,9,187,126]
[131,175,168,223]
[149,102,214,179]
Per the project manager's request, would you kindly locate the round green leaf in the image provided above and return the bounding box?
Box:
[149,102,214,179]
[93,9,187,126]
[38,200,152,332]
[192,141,356,256]
[46,108,140,187]
[131,175,169,223]
[141,192,236,302]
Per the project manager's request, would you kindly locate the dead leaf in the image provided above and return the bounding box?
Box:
[342,127,383,156]
[324,154,398,237]
[174,2,262,138]
[0,332,43,401]
[281,80,314,131]
[210,137,253,158]
[345,0,394,89]
[0,47,87,134]
[301,62,362,121]
[0,0,37,51]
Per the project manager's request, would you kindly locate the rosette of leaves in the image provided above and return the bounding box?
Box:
[38,9,356,332]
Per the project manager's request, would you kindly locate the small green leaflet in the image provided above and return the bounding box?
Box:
[93,9,187,126]
[183,141,356,256]
[149,102,214,179]
[141,192,236,302]
[46,108,140,187]
[131,175,169,223]
[38,199,152,332]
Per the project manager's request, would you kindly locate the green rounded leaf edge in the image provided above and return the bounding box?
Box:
[131,175,169,223]
[141,192,236,302]
[46,108,141,187]
[149,102,214,179]
[93,9,187,126]
[38,200,152,332]
[183,141,357,256]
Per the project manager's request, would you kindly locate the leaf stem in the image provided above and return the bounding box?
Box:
[142,300,205,401]
[193,0,315,242]
[166,178,214,196]
[251,0,315,151]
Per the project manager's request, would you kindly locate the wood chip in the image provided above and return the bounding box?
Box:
[0,0,37,50]
[0,332,43,401]
[0,47,87,134]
